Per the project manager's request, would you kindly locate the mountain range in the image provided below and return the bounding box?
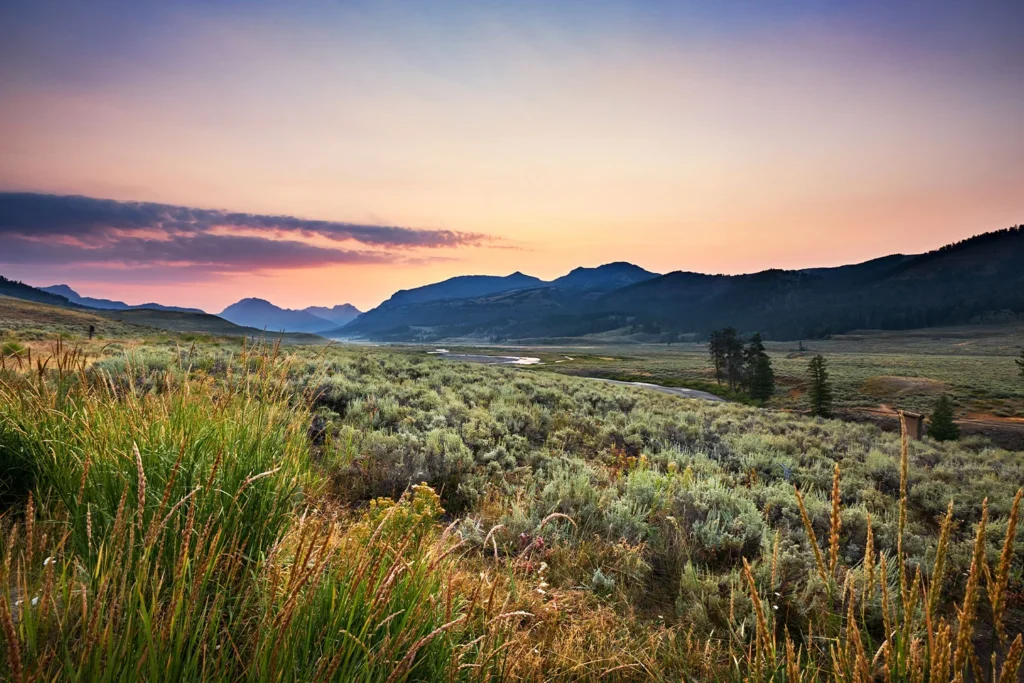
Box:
[2,227,1021,342]
[332,227,1024,341]
[218,298,361,333]
[42,284,205,314]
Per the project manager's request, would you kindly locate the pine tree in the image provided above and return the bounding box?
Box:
[1017,348,1024,378]
[724,328,744,391]
[708,330,725,384]
[806,354,832,417]
[927,395,960,441]
[745,333,775,401]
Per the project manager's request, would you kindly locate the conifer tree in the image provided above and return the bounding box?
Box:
[723,327,744,390]
[1017,348,1024,378]
[806,354,832,417]
[927,395,960,441]
[708,330,726,385]
[744,333,775,401]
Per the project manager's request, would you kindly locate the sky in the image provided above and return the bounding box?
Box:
[1,0,1022,312]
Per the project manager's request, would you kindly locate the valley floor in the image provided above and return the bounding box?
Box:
[1,322,1023,680]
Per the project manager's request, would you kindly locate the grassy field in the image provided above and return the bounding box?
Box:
[1,324,1023,680]
[432,323,1024,420]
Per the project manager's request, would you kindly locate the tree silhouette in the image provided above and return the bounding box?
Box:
[806,355,832,417]
[708,330,726,385]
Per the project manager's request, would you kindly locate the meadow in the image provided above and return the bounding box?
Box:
[1,331,1023,681]
[433,324,1024,442]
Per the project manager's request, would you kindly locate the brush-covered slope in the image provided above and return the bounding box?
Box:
[0,295,154,339]
[96,306,319,341]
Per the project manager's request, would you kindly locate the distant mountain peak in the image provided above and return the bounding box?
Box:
[377,272,545,310]
[551,262,659,292]
[44,284,79,297]
[230,297,273,307]
[304,303,361,327]
[219,297,359,333]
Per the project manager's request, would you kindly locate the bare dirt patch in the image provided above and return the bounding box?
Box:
[862,376,947,397]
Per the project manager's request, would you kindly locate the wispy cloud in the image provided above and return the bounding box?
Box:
[0,192,487,273]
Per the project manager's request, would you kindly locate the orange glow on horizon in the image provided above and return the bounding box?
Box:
[1,2,1021,312]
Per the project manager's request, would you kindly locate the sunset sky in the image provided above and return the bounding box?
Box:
[1,0,1022,312]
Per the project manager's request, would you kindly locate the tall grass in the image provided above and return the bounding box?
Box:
[740,413,1024,682]
[0,344,510,681]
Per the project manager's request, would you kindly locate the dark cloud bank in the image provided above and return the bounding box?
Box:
[0,192,485,273]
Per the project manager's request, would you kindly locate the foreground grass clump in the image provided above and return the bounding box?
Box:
[2,339,1023,681]
[0,346,510,681]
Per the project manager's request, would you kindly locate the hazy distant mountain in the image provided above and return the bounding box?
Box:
[303,304,361,327]
[42,284,205,314]
[219,298,335,333]
[550,262,659,291]
[338,228,1024,342]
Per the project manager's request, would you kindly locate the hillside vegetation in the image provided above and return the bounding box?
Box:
[1,337,1022,680]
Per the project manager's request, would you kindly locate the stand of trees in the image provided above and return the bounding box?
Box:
[708,328,775,400]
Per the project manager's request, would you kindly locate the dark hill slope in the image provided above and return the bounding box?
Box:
[602,226,1024,338]
[0,276,77,308]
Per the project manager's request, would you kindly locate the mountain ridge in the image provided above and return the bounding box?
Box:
[335,227,1024,341]
[42,284,205,314]
[5,228,1021,343]
[218,297,361,333]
